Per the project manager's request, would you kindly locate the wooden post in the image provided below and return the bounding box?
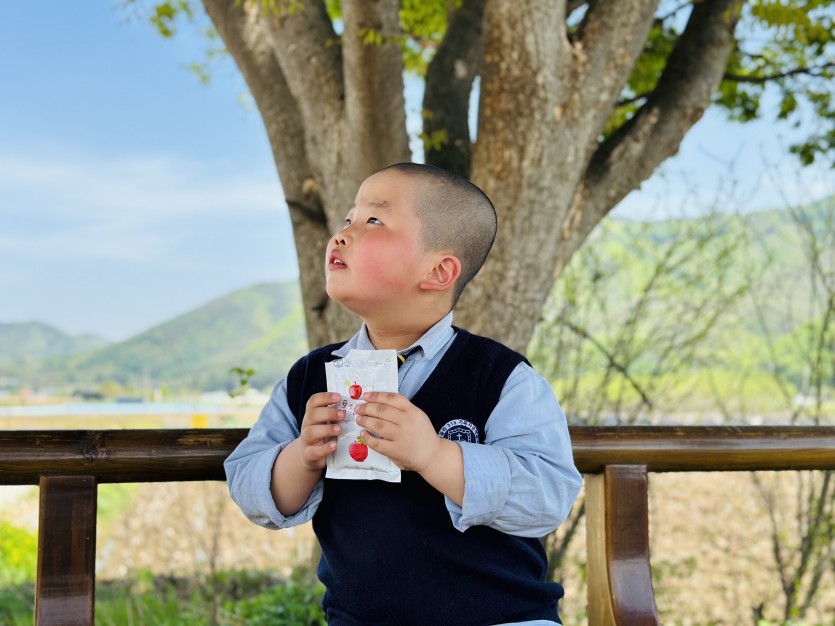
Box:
[36,475,97,626]
[586,465,660,626]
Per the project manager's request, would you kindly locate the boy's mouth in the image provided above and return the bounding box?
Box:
[329,252,347,268]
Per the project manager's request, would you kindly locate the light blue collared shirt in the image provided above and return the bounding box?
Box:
[224,313,582,538]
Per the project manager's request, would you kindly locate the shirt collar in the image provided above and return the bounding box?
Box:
[332,312,455,359]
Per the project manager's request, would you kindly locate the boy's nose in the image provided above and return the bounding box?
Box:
[333,234,347,246]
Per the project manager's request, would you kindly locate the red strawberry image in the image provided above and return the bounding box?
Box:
[348,382,363,400]
[348,435,368,462]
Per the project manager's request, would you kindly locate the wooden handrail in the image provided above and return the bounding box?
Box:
[0,429,239,484]
[1,426,834,626]
[2,426,834,484]
[570,425,835,472]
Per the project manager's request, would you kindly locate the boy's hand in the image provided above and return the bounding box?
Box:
[297,392,344,471]
[354,391,440,473]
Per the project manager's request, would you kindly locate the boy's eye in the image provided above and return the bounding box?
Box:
[343,218,352,227]
[367,217,382,225]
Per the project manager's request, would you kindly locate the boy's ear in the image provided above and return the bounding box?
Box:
[419,254,461,293]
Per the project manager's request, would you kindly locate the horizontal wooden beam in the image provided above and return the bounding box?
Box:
[569,425,835,472]
[1,426,834,484]
[0,429,241,484]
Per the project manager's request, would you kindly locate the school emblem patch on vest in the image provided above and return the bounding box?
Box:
[438,419,480,444]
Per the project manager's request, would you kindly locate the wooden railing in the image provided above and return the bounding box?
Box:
[2,426,834,625]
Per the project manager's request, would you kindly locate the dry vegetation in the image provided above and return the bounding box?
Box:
[4,469,833,625]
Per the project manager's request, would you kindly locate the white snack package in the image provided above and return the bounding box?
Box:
[325,349,401,482]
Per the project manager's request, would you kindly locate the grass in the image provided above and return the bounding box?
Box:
[0,570,325,626]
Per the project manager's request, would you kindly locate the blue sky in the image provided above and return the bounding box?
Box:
[0,2,830,341]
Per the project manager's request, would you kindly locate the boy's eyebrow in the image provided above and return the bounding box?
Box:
[349,200,391,211]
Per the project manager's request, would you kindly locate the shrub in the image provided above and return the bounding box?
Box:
[0,522,37,586]
[221,580,326,626]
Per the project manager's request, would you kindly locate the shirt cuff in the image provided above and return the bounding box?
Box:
[445,441,510,532]
[252,442,324,529]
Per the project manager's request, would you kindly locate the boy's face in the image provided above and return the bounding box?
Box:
[325,170,434,316]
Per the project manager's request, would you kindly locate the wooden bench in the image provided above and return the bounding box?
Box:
[2,426,834,625]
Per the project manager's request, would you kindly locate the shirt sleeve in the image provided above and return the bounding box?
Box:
[445,363,583,537]
[223,377,324,529]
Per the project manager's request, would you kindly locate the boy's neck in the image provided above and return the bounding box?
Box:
[364,314,448,351]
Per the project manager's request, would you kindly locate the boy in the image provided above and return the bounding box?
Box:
[225,163,582,625]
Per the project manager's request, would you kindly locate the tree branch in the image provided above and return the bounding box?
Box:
[562,321,654,411]
[724,63,835,84]
[261,0,344,142]
[423,0,486,178]
[202,0,334,345]
[202,0,322,223]
[616,90,652,107]
[612,61,831,107]
[566,0,742,259]
[570,0,659,141]
[340,0,410,174]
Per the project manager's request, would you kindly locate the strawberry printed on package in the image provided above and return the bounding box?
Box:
[325,349,401,482]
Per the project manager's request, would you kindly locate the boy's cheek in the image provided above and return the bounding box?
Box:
[353,264,404,291]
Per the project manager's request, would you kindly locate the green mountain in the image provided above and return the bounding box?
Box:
[6,195,831,397]
[0,322,110,374]
[34,282,308,392]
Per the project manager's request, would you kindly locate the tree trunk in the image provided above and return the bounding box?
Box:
[203,0,743,353]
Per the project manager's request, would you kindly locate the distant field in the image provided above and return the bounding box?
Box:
[0,407,261,431]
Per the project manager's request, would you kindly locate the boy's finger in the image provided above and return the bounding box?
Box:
[303,439,337,463]
[356,414,389,437]
[362,391,406,406]
[355,401,398,424]
[306,392,342,411]
[306,406,345,425]
[361,431,390,454]
[301,422,342,442]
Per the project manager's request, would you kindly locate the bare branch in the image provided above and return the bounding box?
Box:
[617,90,652,107]
[752,473,794,599]
[724,63,835,84]
[562,321,654,411]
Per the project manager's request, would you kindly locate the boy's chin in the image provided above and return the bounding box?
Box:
[325,287,363,315]
[327,292,388,322]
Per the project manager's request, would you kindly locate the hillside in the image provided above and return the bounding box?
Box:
[0,322,109,374]
[33,282,308,392]
[4,196,831,398]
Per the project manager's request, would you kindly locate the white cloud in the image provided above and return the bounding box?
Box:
[0,149,288,262]
[0,150,285,219]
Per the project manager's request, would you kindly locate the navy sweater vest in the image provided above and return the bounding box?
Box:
[286,329,564,626]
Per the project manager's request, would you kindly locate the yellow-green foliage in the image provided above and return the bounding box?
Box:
[0,522,37,585]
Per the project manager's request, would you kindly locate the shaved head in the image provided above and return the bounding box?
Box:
[383,163,496,305]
